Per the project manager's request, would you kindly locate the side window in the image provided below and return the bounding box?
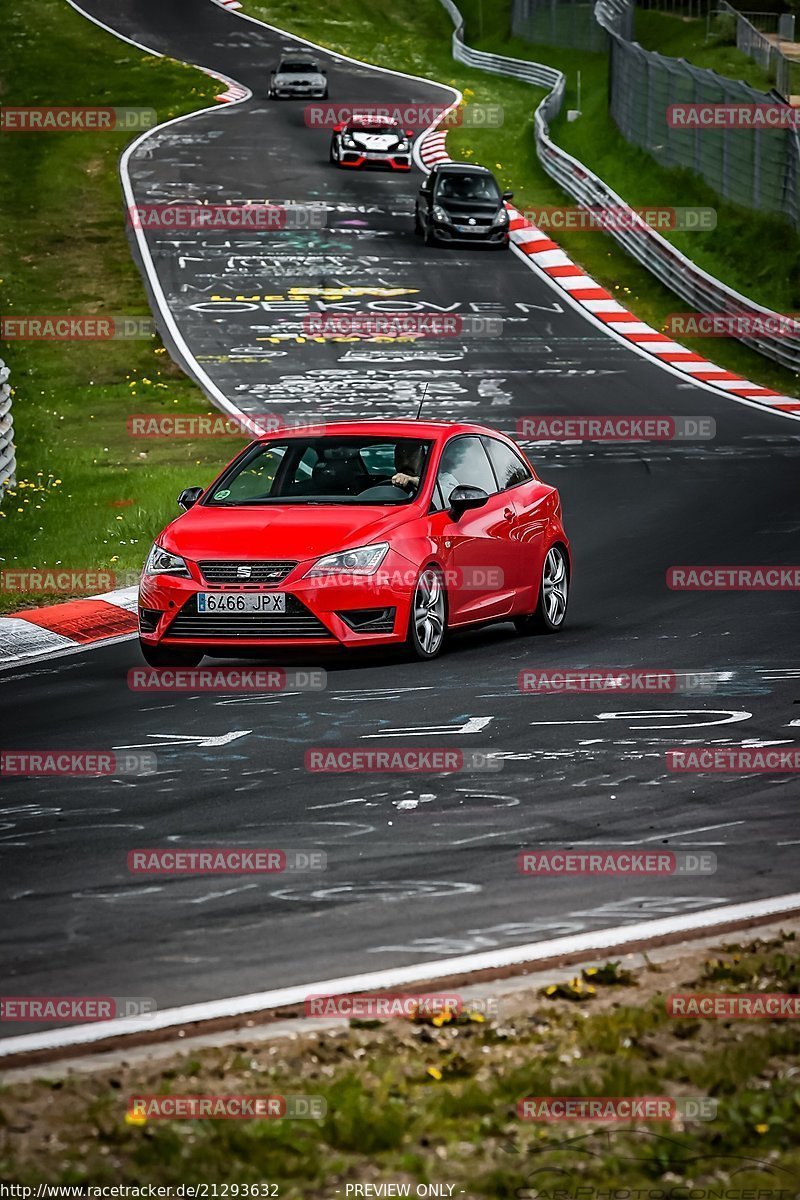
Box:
[483,437,532,490]
[436,436,497,507]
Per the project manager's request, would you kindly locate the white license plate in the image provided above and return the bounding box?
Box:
[197,592,286,614]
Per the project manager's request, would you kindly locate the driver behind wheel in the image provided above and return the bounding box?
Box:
[391,442,424,491]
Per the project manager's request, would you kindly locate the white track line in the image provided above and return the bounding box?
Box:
[2,891,799,1058]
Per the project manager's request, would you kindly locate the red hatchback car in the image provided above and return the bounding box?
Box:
[138,421,571,665]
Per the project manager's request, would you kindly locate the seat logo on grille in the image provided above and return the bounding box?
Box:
[236,566,252,579]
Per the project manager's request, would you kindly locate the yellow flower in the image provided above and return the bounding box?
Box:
[125,1111,147,1127]
[545,985,557,995]
[426,1067,443,1080]
[755,1123,769,1134]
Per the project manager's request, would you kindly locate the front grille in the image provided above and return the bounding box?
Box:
[165,595,331,640]
[198,560,296,585]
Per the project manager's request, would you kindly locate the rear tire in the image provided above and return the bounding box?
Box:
[406,565,447,660]
[139,640,204,668]
[514,544,569,635]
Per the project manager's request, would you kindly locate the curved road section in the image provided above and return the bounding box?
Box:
[1,0,799,1043]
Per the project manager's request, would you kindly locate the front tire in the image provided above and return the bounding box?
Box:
[406,565,447,659]
[139,639,204,668]
[514,544,569,635]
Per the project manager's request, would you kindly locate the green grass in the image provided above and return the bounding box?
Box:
[2,931,799,1193]
[243,0,800,398]
[0,0,233,615]
[633,9,776,90]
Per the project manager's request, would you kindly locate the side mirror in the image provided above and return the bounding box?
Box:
[502,190,514,201]
[178,486,204,511]
[448,485,489,520]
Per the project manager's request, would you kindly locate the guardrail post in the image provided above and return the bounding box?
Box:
[0,358,15,504]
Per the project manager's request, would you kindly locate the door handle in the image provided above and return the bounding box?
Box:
[503,506,515,519]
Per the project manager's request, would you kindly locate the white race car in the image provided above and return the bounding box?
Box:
[330,115,412,171]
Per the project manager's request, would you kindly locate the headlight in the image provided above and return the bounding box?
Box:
[396,140,409,150]
[342,135,356,148]
[496,207,509,225]
[143,544,191,578]
[432,204,449,223]
[304,542,390,578]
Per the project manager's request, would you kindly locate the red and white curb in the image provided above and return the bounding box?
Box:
[0,587,138,668]
[416,130,800,415]
[211,0,243,11]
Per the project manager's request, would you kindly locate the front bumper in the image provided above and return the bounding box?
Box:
[337,151,411,171]
[139,554,419,651]
[270,87,327,98]
[431,221,509,244]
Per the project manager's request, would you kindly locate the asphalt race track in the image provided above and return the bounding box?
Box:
[2,0,799,1036]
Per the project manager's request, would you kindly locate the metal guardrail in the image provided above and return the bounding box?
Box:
[438,0,800,373]
[0,360,15,503]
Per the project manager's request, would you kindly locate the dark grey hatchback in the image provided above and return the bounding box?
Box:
[414,162,512,247]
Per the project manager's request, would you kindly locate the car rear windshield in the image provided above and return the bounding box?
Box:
[280,61,318,73]
[435,173,500,202]
[205,437,433,506]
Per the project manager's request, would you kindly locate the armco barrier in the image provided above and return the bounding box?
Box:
[438,0,800,373]
[0,359,15,503]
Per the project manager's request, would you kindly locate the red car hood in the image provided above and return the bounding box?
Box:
[160,504,416,565]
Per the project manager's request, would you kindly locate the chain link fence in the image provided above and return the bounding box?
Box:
[0,359,15,503]
[598,0,800,229]
[438,0,800,372]
[511,0,609,51]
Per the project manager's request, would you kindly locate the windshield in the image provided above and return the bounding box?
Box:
[435,173,501,202]
[206,437,433,506]
[350,122,400,135]
[280,61,319,73]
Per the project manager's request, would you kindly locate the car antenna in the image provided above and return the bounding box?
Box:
[414,382,429,420]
